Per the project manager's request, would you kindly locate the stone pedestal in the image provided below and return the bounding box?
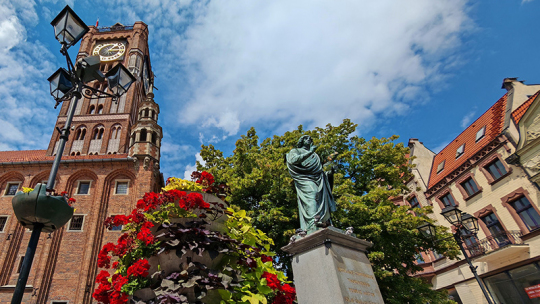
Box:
[282,227,384,304]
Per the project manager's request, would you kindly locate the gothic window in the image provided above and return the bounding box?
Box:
[97,104,103,114]
[128,53,142,77]
[510,197,540,231]
[110,125,121,139]
[140,129,147,142]
[88,105,96,114]
[151,110,155,120]
[75,128,87,140]
[144,108,149,117]
[151,132,157,144]
[93,126,105,140]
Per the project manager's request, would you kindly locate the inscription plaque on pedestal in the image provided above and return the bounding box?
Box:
[282,227,384,304]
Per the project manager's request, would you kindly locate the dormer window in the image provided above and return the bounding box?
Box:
[437,160,445,173]
[456,144,465,159]
[476,126,486,142]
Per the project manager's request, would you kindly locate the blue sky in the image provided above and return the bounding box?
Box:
[1,0,540,180]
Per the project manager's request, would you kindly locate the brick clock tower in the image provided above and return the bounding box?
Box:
[0,22,163,303]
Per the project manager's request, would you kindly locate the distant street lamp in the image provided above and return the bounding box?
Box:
[10,6,135,304]
[418,208,494,304]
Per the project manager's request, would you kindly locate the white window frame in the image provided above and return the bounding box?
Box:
[114,180,130,195]
[437,160,445,173]
[476,126,486,142]
[455,144,465,159]
[4,182,21,196]
[75,180,92,195]
[0,215,9,232]
[67,214,86,232]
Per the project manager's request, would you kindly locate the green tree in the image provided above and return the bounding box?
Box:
[198,119,459,303]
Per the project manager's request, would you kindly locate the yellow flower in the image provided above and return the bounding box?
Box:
[22,187,34,193]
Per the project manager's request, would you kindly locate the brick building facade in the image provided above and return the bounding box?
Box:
[0,22,163,303]
[400,79,540,303]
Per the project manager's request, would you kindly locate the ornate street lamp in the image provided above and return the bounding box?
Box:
[461,212,479,234]
[441,206,462,226]
[417,221,436,238]
[50,5,89,47]
[11,6,135,304]
[417,209,494,304]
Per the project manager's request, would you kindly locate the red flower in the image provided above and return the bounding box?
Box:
[281,283,296,296]
[136,227,155,245]
[129,209,145,224]
[111,274,128,292]
[127,259,150,278]
[262,272,281,290]
[114,234,134,257]
[93,282,111,304]
[186,192,210,210]
[68,197,76,203]
[261,255,273,263]
[96,270,110,285]
[98,243,116,268]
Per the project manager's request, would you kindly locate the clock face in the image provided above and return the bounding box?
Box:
[93,42,126,61]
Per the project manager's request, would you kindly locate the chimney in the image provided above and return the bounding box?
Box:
[502,77,523,91]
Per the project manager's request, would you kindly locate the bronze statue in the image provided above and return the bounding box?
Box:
[286,135,337,234]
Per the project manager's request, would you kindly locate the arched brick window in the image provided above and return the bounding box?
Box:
[88,105,95,115]
[97,104,103,114]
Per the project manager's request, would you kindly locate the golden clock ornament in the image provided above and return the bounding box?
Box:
[93,42,126,61]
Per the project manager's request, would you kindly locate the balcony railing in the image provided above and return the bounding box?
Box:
[97,25,134,32]
[464,230,524,257]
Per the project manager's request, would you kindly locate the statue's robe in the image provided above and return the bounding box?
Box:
[286,147,337,233]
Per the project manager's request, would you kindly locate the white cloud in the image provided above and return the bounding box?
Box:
[0,0,58,151]
[460,110,476,128]
[172,0,472,136]
[183,152,205,180]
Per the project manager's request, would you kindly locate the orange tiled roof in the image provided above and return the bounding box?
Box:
[427,93,507,188]
[512,90,540,123]
[0,150,129,163]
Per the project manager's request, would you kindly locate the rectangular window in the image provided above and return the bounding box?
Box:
[456,144,465,158]
[77,181,90,195]
[485,159,508,180]
[115,181,129,195]
[68,215,85,231]
[481,214,510,246]
[461,178,480,196]
[437,160,445,173]
[0,216,7,232]
[511,197,540,231]
[51,302,69,304]
[17,256,24,273]
[5,183,20,196]
[476,126,486,142]
[408,197,420,209]
[441,193,456,207]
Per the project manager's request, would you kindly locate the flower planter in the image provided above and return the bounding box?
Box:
[132,287,155,301]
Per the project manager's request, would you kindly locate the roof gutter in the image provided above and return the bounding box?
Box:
[0,157,135,166]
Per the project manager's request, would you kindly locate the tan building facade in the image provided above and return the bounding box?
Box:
[0,22,163,303]
[406,79,540,303]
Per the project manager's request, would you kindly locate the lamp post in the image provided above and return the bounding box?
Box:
[417,208,495,304]
[10,6,135,304]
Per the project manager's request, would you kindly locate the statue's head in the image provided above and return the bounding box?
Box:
[296,135,312,148]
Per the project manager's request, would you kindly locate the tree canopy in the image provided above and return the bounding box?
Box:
[197,119,459,303]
